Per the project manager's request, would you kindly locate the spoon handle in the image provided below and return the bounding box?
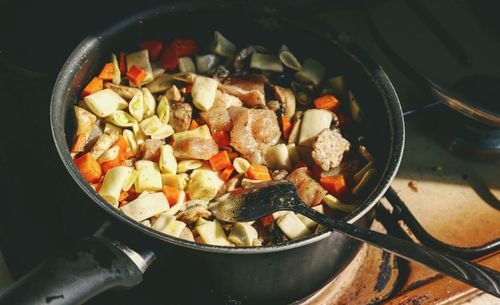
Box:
[295,205,500,297]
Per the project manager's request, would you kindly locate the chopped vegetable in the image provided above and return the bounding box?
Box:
[134,160,163,193]
[127,65,147,86]
[84,89,128,118]
[298,109,333,146]
[211,31,236,57]
[161,44,178,70]
[99,166,134,207]
[209,150,232,171]
[139,116,174,139]
[128,91,144,121]
[161,173,187,190]
[211,130,230,147]
[260,214,274,227]
[111,53,121,85]
[276,212,311,240]
[295,58,325,86]
[219,166,234,181]
[197,220,234,246]
[139,40,163,61]
[281,115,293,139]
[145,74,174,94]
[74,152,102,183]
[191,76,219,111]
[250,53,283,72]
[142,88,157,118]
[172,38,198,57]
[232,157,250,174]
[176,159,203,173]
[189,119,199,130]
[314,95,340,112]
[279,45,302,70]
[81,77,103,97]
[265,144,292,170]
[120,192,169,222]
[156,96,170,124]
[246,164,272,181]
[323,194,357,212]
[158,144,177,174]
[196,54,219,74]
[296,204,324,229]
[106,111,136,128]
[320,174,349,199]
[352,168,376,194]
[98,63,114,81]
[162,185,181,206]
[178,57,197,73]
[126,50,153,84]
[188,169,223,201]
[228,223,258,246]
[118,52,127,74]
[103,82,140,100]
[172,124,211,142]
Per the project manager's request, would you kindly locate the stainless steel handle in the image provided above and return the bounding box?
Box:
[296,205,500,297]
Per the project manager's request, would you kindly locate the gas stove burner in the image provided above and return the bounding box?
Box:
[443,112,500,161]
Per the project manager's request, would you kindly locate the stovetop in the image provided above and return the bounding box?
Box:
[0,0,499,304]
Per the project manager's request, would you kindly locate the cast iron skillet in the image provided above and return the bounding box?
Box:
[0,1,404,304]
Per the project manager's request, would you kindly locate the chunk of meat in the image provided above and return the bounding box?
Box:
[273,86,296,118]
[200,99,232,132]
[177,205,212,224]
[215,90,243,108]
[141,139,165,161]
[228,107,281,164]
[220,76,266,108]
[173,137,218,160]
[169,101,192,132]
[312,129,350,171]
[286,167,327,206]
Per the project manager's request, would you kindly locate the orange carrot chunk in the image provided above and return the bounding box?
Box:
[246,164,272,181]
[162,186,181,207]
[98,63,115,81]
[188,119,200,130]
[81,77,103,97]
[139,40,164,61]
[314,95,340,112]
[127,65,147,85]
[212,130,230,147]
[209,151,232,171]
[320,174,349,199]
[219,166,235,181]
[281,115,293,139]
[74,153,102,183]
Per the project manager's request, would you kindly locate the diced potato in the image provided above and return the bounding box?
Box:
[161,173,187,190]
[228,223,258,246]
[172,125,211,142]
[196,220,234,246]
[165,191,186,215]
[296,205,324,229]
[232,157,250,174]
[188,169,223,201]
[84,89,128,118]
[158,145,177,174]
[176,159,203,173]
[126,50,153,84]
[286,143,300,166]
[152,212,186,237]
[128,91,144,122]
[192,76,219,111]
[152,213,175,231]
[104,123,122,134]
[298,109,333,146]
[139,116,174,139]
[99,166,134,207]
[276,212,311,240]
[134,160,163,193]
[145,74,174,94]
[178,57,197,73]
[265,144,292,170]
[142,88,157,118]
[164,220,187,238]
[120,192,169,222]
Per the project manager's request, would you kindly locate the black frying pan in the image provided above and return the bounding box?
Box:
[0,1,404,304]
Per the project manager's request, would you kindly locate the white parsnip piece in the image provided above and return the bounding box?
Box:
[99,166,133,207]
[296,204,324,229]
[276,212,311,240]
[196,220,234,246]
[172,125,211,142]
[159,145,177,174]
[188,169,223,201]
[298,109,333,146]
[228,223,258,246]
[120,192,169,222]
[192,76,219,111]
[84,89,128,118]
[265,144,292,170]
[134,160,163,193]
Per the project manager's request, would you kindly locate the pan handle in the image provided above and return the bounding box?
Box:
[0,236,155,305]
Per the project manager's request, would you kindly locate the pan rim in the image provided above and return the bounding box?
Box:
[50,0,404,254]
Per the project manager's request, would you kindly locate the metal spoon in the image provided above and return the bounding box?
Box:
[208,181,500,297]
